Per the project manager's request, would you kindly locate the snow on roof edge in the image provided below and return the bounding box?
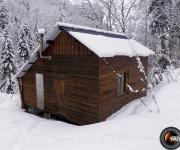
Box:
[15,46,40,79]
[15,28,61,79]
[129,39,155,56]
[56,22,127,38]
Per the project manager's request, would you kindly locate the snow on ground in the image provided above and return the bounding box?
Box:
[0,69,180,150]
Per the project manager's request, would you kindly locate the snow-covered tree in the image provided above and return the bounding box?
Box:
[98,0,138,33]
[0,29,16,94]
[149,0,170,36]
[146,0,180,85]
[149,0,179,66]
[64,0,104,29]
[80,0,105,28]
[0,0,8,30]
[0,0,178,93]
[18,24,33,63]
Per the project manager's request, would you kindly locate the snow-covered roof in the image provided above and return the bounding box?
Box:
[15,22,154,78]
[15,46,40,78]
[68,31,153,57]
[57,22,154,57]
[57,22,128,38]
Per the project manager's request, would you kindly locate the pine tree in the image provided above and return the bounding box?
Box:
[0,29,16,94]
[0,0,8,30]
[149,0,179,69]
[149,0,171,36]
[18,24,33,63]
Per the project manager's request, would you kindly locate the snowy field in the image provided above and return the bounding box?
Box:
[0,69,180,150]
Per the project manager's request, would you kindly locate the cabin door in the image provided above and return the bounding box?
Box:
[54,79,66,117]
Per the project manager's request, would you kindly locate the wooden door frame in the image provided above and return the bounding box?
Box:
[53,75,67,117]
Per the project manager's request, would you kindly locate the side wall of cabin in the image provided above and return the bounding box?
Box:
[21,31,100,125]
[99,56,148,121]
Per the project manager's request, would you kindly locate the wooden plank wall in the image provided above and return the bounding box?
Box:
[21,31,100,125]
[99,56,148,121]
[21,30,149,125]
[43,56,99,125]
[44,31,95,56]
[22,59,44,107]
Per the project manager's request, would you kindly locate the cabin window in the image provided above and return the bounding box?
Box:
[36,73,44,110]
[117,72,128,97]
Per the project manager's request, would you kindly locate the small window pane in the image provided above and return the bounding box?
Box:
[117,72,128,97]
[117,77,121,96]
[123,73,127,93]
[121,74,124,94]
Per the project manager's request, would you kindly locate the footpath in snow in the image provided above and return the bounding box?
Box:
[0,69,180,150]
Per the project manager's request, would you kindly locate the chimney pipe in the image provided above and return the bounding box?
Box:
[40,33,44,56]
[38,28,51,60]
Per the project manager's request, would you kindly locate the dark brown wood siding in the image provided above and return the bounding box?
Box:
[43,56,99,125]
[99,56,148,121]
[21,31,100,125]
[21,59,44,107]
[44,31,95,56]
[20,30,149,125]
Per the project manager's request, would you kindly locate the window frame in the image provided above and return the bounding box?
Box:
[117,71,129,97]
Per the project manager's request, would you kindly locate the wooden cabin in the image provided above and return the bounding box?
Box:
[15,23,154,125]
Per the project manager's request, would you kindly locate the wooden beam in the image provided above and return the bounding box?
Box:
[46,40,54,44]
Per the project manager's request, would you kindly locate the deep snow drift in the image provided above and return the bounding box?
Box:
[0,69,180,150]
